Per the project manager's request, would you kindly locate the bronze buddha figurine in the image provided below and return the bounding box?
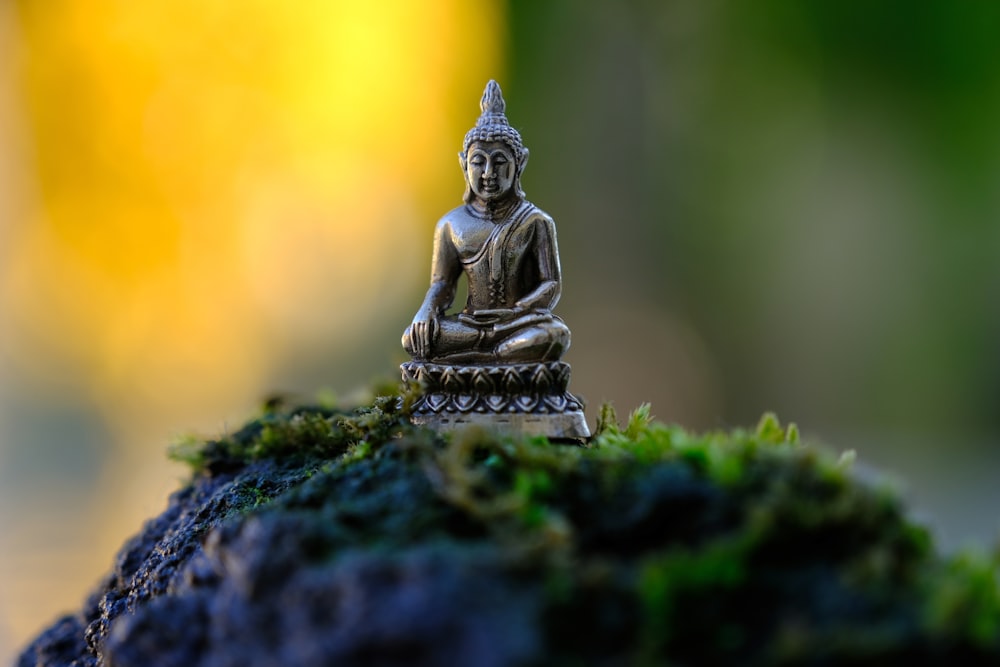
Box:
[402,80,570,364]
[401,81,588,438]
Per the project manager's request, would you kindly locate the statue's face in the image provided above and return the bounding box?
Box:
[465,141,516,201]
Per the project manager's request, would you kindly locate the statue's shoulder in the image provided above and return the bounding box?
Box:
[521,201,555,229]
[436,205,474,231]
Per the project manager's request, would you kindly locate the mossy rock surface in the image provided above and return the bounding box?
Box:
[17,396,1000,666]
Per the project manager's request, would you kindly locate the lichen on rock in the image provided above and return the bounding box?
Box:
[17,392,1000,666]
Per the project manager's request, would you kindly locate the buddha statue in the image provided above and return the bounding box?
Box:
[402,80,570,364]
[401,80,588,438]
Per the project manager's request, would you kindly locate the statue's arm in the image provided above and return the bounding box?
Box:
[514,215,562,312]
[415,219,461,320]
[408,219,461,359]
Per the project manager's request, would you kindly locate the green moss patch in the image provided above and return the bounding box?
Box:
[24,396,999,667]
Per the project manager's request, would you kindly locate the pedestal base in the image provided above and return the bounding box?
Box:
[401,361,591,439]
[410,410,590,439]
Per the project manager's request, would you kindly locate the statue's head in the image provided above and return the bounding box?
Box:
[460,80,529,204]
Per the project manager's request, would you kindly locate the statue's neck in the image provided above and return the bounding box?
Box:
[468,193,521,222]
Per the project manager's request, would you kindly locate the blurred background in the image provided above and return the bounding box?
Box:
[2,0,1000,660]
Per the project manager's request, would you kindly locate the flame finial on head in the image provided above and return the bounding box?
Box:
[463,80,525,160]
[479,79,506,121]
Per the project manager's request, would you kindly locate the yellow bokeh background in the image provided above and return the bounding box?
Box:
[0,0,503,657]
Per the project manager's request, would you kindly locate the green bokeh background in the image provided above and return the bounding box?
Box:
[510,0,1000,433]
[500,0,1000,548]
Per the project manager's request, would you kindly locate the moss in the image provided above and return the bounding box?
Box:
[168,393,409,473]
[636,533,751,663]
[126,395,1000,665]
[923,551,1000,649]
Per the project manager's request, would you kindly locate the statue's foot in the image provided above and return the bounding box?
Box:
[493,323,570,363]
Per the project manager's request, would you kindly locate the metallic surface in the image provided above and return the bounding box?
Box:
[402,81,588,438]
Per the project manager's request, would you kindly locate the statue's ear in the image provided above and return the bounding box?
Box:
[519,147,529,173]
[458,151,467,171]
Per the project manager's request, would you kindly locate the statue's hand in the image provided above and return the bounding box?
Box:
[410,312,439,360]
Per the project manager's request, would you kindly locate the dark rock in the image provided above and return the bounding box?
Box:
[17,404,1000,666]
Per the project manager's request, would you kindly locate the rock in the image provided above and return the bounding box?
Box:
[17,400,1000,666]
